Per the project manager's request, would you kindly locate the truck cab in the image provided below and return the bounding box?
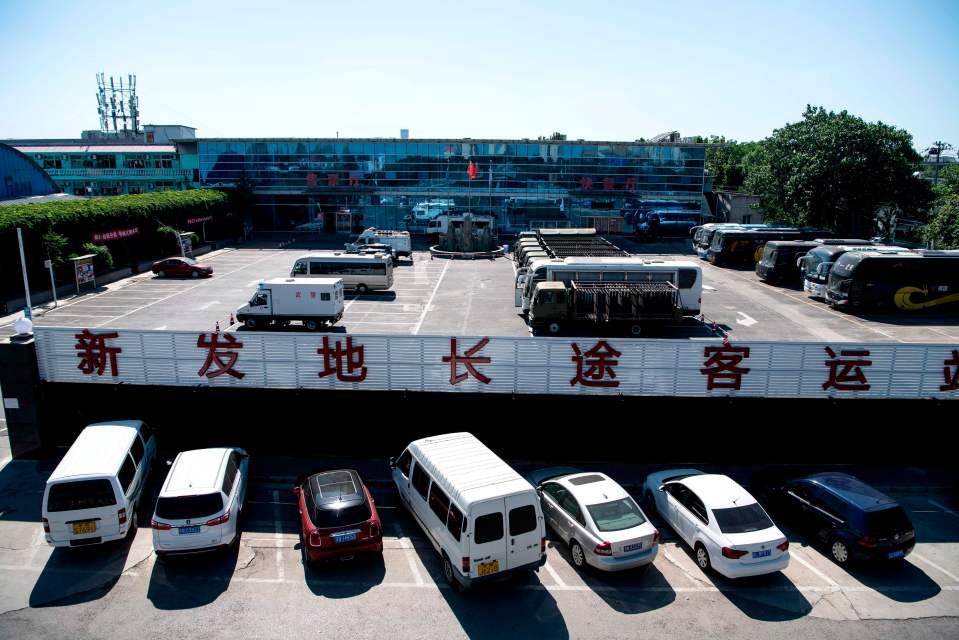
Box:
[528,282,569,335]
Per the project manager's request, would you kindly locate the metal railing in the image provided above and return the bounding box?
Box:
[44,168,191,178]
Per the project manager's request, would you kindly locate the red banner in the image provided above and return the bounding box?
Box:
[92,227,139,242]
[187,216,213,225]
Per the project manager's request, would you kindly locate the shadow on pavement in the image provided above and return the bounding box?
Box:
[847,559,941,603]
[29,535,135,607]
[147,543,240,610]
[299,540,387,599]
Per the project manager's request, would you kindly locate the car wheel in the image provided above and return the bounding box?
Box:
[191,270,200,279]
[356,284,369,294]
[126,511,138,539]
[442,554,460,591]
[244,318,258,329]
[157,271,166,278]
[305,319,319,331]
[570,540,586,569]
[830,538,850,566]
[547,321,562,335]
[695,543,712,573]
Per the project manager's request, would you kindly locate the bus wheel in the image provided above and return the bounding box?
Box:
[244,318,258,329]
[305,319,319,331]
[628,323,642,337]
[356,284,369,294]
[547,321,562,335]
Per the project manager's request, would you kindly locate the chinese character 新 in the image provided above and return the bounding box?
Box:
[822,346,871,391]
[442,337,491,385]
[570,340,622,388]
[940,350,959,392]
[318,336,367,383]
[197,333,245,379]
[701,344,751,390]
[75,329,122,377]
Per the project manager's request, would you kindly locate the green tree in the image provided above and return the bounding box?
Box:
[922,164,959,248]
[744,106,933,237]
[705,137,763,191]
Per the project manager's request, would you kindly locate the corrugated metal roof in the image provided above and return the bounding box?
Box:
[13,145,176,153]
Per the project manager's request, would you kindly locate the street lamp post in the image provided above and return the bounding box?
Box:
[16,227,32,320]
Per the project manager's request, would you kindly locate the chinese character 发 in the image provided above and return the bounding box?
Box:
[940,350,959,392]
[318,336,367,383]
[197,333,245,379]
[602,177,615,191]
[701,344,751,390]
[75,329,122,377]
[442,337,491,385]
[822,347,871,392]
[570,340,622,388]
[579,176,593,190]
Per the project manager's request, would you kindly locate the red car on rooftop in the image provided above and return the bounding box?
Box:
[151,257,213,278]
[295,469,383,564]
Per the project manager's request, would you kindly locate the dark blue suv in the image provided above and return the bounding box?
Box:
[768,473,916,566]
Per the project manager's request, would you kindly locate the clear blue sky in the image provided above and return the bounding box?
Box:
[2,0,957,150]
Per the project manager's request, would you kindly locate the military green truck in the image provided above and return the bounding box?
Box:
[527,280,683,337]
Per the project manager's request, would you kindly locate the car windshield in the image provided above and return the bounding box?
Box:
[181,257,197,265]
[713,503,774,534]
[155,493,224,520]
[864,506,912,535]
[313,501,372,528]
[586,498,646,532]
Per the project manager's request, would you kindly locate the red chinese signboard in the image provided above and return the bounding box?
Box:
[318,336,367,382]
[442,337,491,385]
[822,347,871,391]
[197,333,245,379]
[187,216,213,225]
[701,344,751,390]
[570,340,621,388]
[92,227,139,243]
[942,350,959,392]
[75,329,122,377]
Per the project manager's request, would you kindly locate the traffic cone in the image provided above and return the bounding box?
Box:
[229,313,235,325]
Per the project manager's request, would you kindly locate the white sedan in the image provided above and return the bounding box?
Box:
[529,467,659,572]
[644,469,789,579]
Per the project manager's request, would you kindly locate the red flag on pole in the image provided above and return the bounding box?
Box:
[467,160,477,180]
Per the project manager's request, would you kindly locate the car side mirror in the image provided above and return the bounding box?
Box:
[658,485,665,492]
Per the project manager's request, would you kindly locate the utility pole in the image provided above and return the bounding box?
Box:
[16,228,32,319]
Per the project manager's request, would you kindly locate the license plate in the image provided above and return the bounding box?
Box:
[333,531,357,543]
[888,550,905,560]
[752,549,771,559]
[71,521,96,535]
[478,560,499,577]
[624,542,644,552]
[178,526,201,535]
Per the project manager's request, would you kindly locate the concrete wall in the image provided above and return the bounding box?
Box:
[717,192,762,224]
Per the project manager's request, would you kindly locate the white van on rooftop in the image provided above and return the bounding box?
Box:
[390,432,546,590]
[42,420,156,547]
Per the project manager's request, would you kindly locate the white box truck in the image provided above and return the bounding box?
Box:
[345,228,412,259]
[235,278,344,331]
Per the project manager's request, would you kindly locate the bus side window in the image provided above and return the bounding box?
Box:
[678,268,697,289]
[309,261,324,275]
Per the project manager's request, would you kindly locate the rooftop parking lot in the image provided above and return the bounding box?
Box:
[2,241,956,343]
[0,451,956,639]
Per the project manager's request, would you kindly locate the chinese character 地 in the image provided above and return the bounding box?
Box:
[822,347,871,391]
[318,336,367,383]
[701,344,751,390]
[74,329,122,377]
[196,333,245,379]
[442,337,491,385]
[570,340,622,388]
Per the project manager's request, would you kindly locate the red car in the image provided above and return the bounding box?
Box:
[295,469,383,564]
[152,257,213,278]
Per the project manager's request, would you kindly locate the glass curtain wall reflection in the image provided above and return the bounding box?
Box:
[196,139,706,234]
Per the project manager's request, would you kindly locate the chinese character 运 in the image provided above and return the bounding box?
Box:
[822,346,871,391]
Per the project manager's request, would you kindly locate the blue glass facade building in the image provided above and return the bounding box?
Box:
[196,139,706,233]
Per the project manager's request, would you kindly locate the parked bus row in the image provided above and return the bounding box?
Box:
[42,425,919,594]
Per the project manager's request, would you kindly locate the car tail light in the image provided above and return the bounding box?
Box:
[652,529,660,544]
[777,540,789,552]
[118,508,127,525]
[309,530,322,547]
[151,518,172,531]
[722,547,749,559]
[595,541,612,556]
[42,518,49,533]
[205,510,230,527]
[858,536,880,548]
[541,537,547,554]
[369,521,380,538]
[461,557,470,573]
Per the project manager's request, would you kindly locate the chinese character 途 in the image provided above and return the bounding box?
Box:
[326,173,339,187]
[940,350,959,391]
[822,346,872,391]
[318,336,367,383]
[602,177,615,191]
[625,176,637,192]
[701,344,751,390]
[579,176,593,190]
[196,333,245,379]
[570,340,622,388]
[442,337,491,385]
[75,329,122,377]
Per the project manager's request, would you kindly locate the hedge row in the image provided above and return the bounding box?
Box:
[0,189,228,232]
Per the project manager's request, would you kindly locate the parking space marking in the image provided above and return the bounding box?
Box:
[199,301,221,310]
[929,500,957,516]
[788,547,839,587]
[911,552,959,584]
[735,311,758,327]
[543,559,567,588]
[392,523,424,586]
[412,260,450,335]
[273,489,285,580]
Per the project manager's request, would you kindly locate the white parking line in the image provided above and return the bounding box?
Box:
[928,499,957,516]
[543,559,567,588]
[199,301,221,310]
[393,523,424,585]
[911,552,959,584]
[273,489,284,580]
[788,547,839,587]
[412,260,450,335]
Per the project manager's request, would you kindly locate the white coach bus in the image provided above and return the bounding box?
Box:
[291,252,394,293]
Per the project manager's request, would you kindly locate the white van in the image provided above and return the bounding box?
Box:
[390,432,546,590]
[42,420,156,547]
[151,447,249,557]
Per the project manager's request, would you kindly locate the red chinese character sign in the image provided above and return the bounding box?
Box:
[822,347,871,391]
[318,336,367,383]
[443,337,491,385]
[701,344,751,390]
[197,333,245,379]
[570,340,621,388]
[75,329,122,377]
[942,350,959,392]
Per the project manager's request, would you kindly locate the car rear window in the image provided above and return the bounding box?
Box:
[587,498,647,532]
[864,506,912,536]
[47,479,117,512]
[155,493,224,520]
[474,513,504,544]
[713,503,774,534]
[508,505,537,536]
[313,501,371,529]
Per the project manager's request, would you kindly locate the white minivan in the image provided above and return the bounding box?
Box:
[151,447,249,557]
[390,432,546,590]
[42,420,156,547]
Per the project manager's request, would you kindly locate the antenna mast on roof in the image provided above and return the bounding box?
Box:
[96,72,140,134]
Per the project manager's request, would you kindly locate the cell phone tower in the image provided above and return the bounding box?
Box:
[96,73,140,134]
